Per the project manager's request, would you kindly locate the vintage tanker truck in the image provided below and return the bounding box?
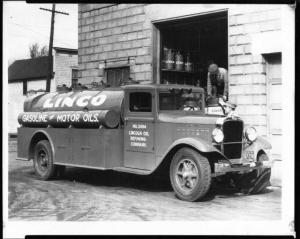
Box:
[17,84,273,201]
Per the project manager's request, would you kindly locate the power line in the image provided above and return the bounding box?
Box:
[7,21,76,47]
[7,20,77,31]
[8,21,76,39]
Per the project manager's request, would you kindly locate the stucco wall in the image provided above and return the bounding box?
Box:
[8,78,55,134]
[53,51,78,87]
[8,51,78,134]
[8,82,26,134]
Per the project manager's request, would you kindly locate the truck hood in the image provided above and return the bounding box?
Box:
[158,112,223,125]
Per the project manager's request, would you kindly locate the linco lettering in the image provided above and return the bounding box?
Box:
[43,94,107,108]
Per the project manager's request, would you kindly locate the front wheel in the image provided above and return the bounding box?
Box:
[170,147,211,202]
[33,140,57,180]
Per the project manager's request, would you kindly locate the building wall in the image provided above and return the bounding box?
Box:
[78,4,282,136]
[78,4,152,85]
[228,5,281,138]
[8,82,25,134]
[8,52,78,134]
[53,51,78,87]
[8,78,55,134]
[78,4,285,185]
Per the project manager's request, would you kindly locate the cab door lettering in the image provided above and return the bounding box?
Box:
[129,124,149,148]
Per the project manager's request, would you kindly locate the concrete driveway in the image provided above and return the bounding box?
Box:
[8,141,281,221]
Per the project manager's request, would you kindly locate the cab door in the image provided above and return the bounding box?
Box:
[123,90,156,171]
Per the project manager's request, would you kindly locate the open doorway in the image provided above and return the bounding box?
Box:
[153,10,228,91]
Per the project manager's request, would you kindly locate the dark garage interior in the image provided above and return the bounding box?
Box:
[157,11,228,90]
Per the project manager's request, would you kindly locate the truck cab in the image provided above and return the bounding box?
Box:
[17,84,273,201]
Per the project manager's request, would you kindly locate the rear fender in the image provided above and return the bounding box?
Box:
[28,130,55,161]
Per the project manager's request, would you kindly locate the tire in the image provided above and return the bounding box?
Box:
[233,153,271,194]
[33,140,57,180]
[170,147,211,202]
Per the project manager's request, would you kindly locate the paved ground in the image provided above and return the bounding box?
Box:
[8,141,281,221]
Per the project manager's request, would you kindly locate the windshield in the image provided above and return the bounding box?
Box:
[159,91,203,111]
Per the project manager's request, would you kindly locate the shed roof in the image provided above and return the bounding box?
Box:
[8,56,50,82]
[53,47,78,55]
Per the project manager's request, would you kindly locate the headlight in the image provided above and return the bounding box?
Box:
[245,127,257,142]
[212,128,224,143]
[216,117,225,126]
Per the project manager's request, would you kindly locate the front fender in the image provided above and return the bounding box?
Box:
[244,135,272,160]
[256,136,272,149]
[246,136,272,150]
[157,137,226,164]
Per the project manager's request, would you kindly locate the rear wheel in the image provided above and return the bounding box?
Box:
[33,140,57,180]
[170,147,211,202]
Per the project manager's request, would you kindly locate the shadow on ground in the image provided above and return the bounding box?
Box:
[52,167,274,201]
[62,167,173,192]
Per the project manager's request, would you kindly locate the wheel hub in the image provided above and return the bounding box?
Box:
[38,150,48,170]
[175,158,199,192]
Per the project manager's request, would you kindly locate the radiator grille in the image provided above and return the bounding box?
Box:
[222,119,243,159]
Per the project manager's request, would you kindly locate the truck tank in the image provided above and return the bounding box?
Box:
[18,89,124,129]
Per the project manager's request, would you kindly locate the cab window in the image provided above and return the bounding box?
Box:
[159,93,182,110]
[129,92,152,112]
[159,92,203,111]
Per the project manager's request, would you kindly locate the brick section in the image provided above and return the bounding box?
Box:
[229,55,252,66]
[228,6,281,136]
[244,64,266,74]
[54,52,78,87]
[78,4,151,85]
[78,4,281,137]
[236,105,267,117]
[242,115,267,126]
[230,84,266,95]
[229,74,266,85]
[229,94,267,105]
[236,113,267,136]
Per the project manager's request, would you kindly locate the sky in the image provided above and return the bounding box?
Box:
[3,1,78,64]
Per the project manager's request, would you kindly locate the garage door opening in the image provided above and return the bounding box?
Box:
[153,11,228,90]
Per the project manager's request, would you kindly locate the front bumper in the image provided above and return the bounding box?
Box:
[213,160,273,176]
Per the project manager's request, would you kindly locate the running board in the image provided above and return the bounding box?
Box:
[16,157,30,161]
[114,167,152,175]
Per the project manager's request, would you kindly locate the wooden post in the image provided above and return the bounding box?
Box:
[40,5,69,92]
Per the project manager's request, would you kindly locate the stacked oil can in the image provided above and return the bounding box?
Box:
[162,47,193,72]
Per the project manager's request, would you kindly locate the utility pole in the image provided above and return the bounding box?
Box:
[40,4,69,92]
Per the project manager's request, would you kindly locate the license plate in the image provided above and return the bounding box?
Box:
[245,151,254,160]
[205,107,224,115]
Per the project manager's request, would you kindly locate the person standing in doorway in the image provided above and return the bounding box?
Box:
[207,63,228,101]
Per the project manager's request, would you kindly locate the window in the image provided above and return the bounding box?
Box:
[72,68,78,87]
[105,66,129,87]
[159,91,203,111]
[23,80,27,95]
[129,92,152,112]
